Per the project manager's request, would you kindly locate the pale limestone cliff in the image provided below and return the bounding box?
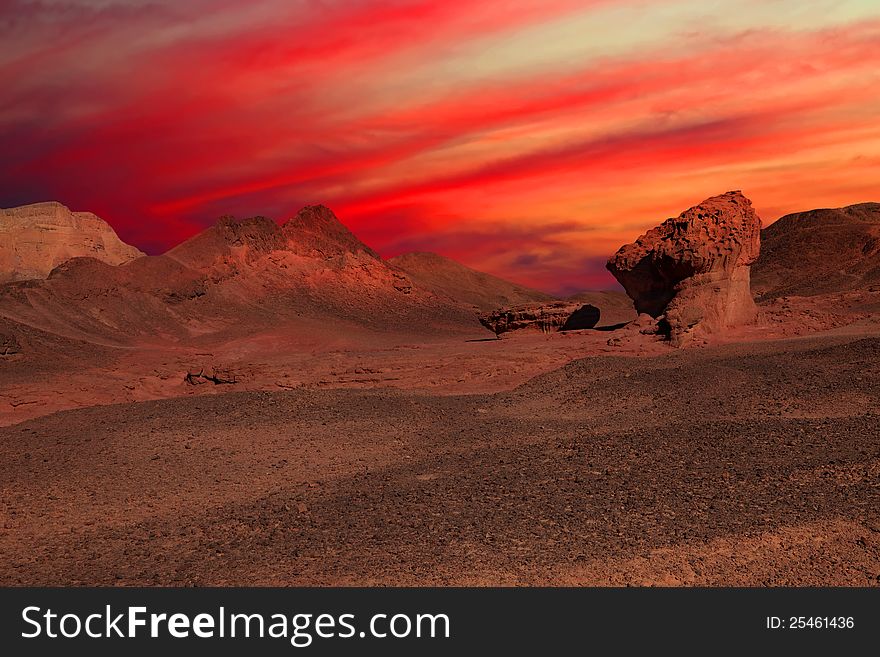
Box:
[0,201,143,283]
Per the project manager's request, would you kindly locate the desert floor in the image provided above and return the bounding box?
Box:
[1,302,878,586]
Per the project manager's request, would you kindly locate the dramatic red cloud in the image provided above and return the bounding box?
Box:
[2,1,879,292]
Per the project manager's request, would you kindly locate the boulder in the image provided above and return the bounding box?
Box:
[480,301,600,335]
[607,191,761,345]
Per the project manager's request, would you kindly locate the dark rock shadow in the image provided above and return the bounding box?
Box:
[560,304,600,331]
[593,322,630,332]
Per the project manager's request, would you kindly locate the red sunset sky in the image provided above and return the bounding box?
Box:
[2,0,879,293]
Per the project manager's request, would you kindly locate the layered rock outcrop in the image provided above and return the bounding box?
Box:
[480,301,600,335]
[0,201,144,284]
[607,191,761,345]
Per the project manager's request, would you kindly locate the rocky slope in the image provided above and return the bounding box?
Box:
[607,191,761,346]
[388,251,554,310]
[752,202,880,299]
[0,201,143,284]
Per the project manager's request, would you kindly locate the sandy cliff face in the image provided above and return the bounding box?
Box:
[0,201,143,283]
[607,191,761,346]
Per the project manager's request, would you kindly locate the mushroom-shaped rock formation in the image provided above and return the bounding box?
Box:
[606,191,761,345]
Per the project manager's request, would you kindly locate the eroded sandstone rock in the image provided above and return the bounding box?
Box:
[607,191,761,346]
[480,302,600,335]
[0,201,143,284]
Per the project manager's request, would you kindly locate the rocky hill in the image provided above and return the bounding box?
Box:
[752,202,880,299]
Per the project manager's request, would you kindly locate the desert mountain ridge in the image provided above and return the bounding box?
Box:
[7,196,879,305]
[0,204,484,350]
[3,201,634,348]
[166,205,381,272]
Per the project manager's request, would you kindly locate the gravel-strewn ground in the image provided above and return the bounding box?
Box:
[1,334,878,586]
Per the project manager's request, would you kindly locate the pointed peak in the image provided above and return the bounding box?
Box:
[282,204,378,258]
[291,204,341,225]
